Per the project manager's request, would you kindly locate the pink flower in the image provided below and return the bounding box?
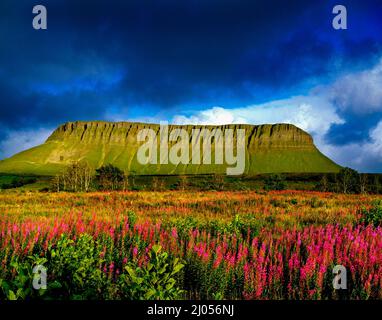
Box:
[133,246,138,258]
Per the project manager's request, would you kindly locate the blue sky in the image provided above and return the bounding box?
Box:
[0,0,382,171]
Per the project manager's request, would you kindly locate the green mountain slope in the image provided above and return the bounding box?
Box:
[0,121,341,175]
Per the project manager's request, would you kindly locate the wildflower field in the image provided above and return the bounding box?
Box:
[0,190,381,300]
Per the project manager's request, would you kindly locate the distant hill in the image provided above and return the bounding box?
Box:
[0,121,341,175]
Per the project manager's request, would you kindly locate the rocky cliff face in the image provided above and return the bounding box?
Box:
[0,121,340,175]
[47,121,313,148]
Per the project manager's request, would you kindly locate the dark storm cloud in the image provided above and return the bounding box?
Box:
[1,0,378,119]
[326,114,382,145]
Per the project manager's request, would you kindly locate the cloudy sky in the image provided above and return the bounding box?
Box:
[0,0,382,172]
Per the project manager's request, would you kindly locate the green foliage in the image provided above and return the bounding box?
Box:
[264,174,287,191]
[227,214,261,237]
[0,177,37,189]
[95,164,124,191]
[232,180,250,191]
[360,202,382,227]
[337,167,359,194]
[151,177,165,191]
[119,245,184,300]
[316,174,329,192]
[270,198,288,208]
[52,161,94,192]
[0,236,184,301]
[127,210,137,227]
[372,176,381,194]
[212,174,225,191]
[47,234,107,299]
[0,255,47,300]
[309,197,325,208]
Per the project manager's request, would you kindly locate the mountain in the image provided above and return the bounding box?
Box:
[0,121,340,175]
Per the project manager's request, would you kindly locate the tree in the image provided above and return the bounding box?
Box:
[129,171,137,190]
[122,171,130,192]
[152,177,165,191]
[264,174,287,191]
[338,167,358,194]
[95,164,124,190]
[178,175,188,191]
[212,174,225,191]
[51,161,94,192]
[373,175,381,194]
[317,174,329,192]
[51,175,61,192]
[359,173,368,194]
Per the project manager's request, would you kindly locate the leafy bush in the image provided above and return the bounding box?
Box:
[309,197,325,208]
[264,174,287,191]
[360,203,382,227]
[270,198,288,208]
[47,234,108,299]
[127,211,138,227]
[119,245,184,300]
[0,255,47,300]
[290,198,298,205]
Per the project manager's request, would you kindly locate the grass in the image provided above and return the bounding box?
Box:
[0,189,374,228]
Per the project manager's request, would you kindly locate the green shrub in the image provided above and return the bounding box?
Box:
[0,255,47,300]
[119,245,184,300]
[309,197,325,208]
[47,234,107,299]
[360,203,382,227]
[127,211,137,227]
[264,174,287,191]
[270,198,288,208]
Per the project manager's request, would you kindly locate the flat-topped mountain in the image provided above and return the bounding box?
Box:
[0,121,340,175]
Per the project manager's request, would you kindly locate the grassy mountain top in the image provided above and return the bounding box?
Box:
[0,121,340,176]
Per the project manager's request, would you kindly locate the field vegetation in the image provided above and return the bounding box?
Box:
[0,189,381,300]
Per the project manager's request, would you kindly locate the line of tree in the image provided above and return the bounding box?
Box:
[0,177,37,190]
[317,167,381,194]
[51,163,381,194]
[51,162,129,192]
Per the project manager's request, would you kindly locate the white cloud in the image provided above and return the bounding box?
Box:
[170,59,382,172]
[173,107,247,125]
[0,128,52,159]
[326,59,382,114]
[171,95,344,139]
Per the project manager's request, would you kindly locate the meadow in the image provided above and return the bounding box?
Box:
[0,190,381,300]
